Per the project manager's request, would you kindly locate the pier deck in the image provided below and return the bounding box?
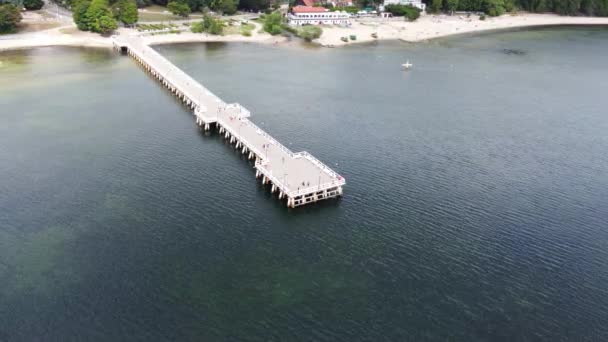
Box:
[112,35,344,207]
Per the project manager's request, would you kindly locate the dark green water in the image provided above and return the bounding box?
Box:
[1,27,608,341]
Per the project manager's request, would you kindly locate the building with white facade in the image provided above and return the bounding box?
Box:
[288,6,352,26]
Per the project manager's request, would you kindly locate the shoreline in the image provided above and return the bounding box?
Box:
[143,31,286,47]
[417,22,608,40]
[315,13,608,46]
[1,13,608,53]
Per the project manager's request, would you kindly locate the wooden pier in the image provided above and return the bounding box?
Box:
[112,35,345,208]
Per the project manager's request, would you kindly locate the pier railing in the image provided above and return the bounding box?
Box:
[128,38,223,106]
[255,160,289,193]
[294,151,343,180]
[255,160,345,198]
[228,117,346,198]
[244,120,295,158]
[219,118,266,159]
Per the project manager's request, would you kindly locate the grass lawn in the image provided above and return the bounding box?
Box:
[136,23,179,31]
[138,11,181,22]
[138,5,204,22]
[140,4,172,13]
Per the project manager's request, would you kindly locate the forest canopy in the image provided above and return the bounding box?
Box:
[71,0,138,33]
[0,3,22,34]
[425,0,608,16]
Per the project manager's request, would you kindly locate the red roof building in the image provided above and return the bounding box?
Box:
[291,5,329,13]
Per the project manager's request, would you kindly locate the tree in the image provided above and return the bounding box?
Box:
[135,0,150,7]
[482,0,505,15]
[261,11,282,35]
[405,6,421,20]
[552,0,582,14]
[458,0,483,11]
[114,0,138,25]
[204,13,224,33]
[0,4,21,33]
[85,0,118,33]
[446,0,459,12]
[0,0,24,6]
[191,20,203,32]
[167,0,190,16]
[356,0,377,8]
[237,0,269,11]
[451,0,608,15]
[220,0,237,14]
[191,14,224,34]
[384,4,421,20]
[208,0,238,13]
[184,0,203,11]
[430,0,443,12]
[208,17,223,33]
[298,25,322,41]
[73,0,91,30]
[23,0,43,10]
[97,14,117,32]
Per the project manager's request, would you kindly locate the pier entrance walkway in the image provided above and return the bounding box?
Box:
[112,35,345,208]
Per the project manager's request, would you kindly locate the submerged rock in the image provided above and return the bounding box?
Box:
[503,48,526,55]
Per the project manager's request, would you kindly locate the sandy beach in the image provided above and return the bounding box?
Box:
[0,20,284,51]
[1,12,608,52]
[0,26,112,51]
[142,26,286,47]
[317,13,608,46]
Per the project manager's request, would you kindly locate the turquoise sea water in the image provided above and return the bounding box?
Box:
[1,27,608,341]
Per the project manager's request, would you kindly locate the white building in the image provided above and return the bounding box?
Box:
[288,6,352,26]
[380,0,426,11]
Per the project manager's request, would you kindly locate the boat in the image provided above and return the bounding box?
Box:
[371,32,378,39]
[341,36,348,42]
[350,35,357,41]
[402,60,413,70]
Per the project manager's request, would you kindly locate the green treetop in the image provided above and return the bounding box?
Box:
[167,0,190,17]
[0,3,22,34]
[261,11,283,35]
[85,0,118,33]
[114,0,138,25]
[73,0,92,30]
[23,0,44,10]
